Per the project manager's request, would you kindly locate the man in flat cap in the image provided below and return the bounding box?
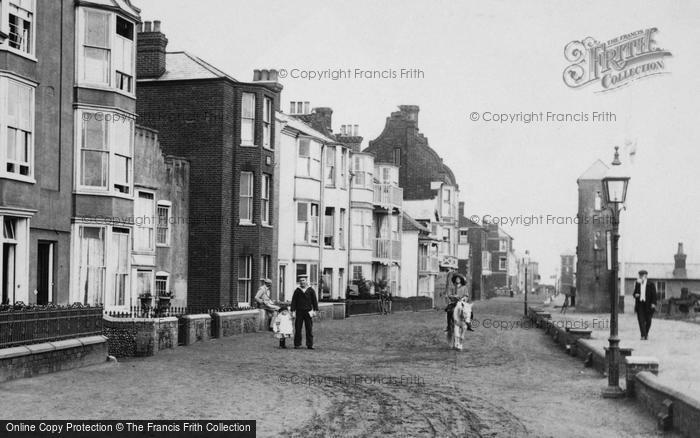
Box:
[291,275,318,349]
[255,278,279,330]
[633,269,657,340]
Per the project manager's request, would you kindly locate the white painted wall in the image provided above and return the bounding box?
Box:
[401,229,419,297]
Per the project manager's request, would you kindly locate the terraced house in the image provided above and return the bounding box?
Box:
[0,0,189,312]
[135,21,281,308]
[365,105,459,300]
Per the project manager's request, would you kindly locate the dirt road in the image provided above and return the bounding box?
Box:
[0,297,676,437]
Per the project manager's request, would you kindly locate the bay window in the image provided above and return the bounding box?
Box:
[3,0,34,55]
[241,92,255,146]
[78,8,135,93]
[77,226,105,306]
[240,171,253,223]
[351,210,372,249]
[296,202,319,244]
[77,108,134,194]
[2,75,34,179]
[297,138,320,178]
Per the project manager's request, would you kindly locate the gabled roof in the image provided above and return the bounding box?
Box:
[139,52,239,82]
[578,159,609,181]
[459,214,481,228]
[402,213,430,233]
[624,263,700,280]
[276,111,335,143]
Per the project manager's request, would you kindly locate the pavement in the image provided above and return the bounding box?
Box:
[540,294,700,401]
[0,297,678,437]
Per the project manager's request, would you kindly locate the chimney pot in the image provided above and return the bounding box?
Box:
[154,20,161,32]
[253,69,261,81]
[353,124,359,136]
[144,21,152,32]
[304,102,310,114]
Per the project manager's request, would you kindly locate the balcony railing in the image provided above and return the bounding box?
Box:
[373,184,403,209]
[439,255,459,269]
[374,238,401,261]
[419,256,440,273]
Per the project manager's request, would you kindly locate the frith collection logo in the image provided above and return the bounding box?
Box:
[563,28,672,92]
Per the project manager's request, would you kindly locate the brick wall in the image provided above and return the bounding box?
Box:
[576,178,613,312]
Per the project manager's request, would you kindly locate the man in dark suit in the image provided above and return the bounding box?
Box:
[291,275,319,349]
[633,269,657,340]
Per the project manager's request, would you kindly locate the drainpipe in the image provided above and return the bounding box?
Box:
[319,143,325,297]
[346,167,354,299]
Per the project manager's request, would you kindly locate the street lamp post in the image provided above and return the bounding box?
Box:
[523,250,530,317]
[601,146,630,399]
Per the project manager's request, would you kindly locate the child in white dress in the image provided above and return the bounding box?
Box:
[272,305,294,349]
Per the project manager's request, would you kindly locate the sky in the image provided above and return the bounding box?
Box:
[135,0,700,283]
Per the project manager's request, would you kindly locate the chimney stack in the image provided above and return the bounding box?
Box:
[252,69,284,93]
[137,20,168,79]
[674,242,687,277]
[399,105,419,125]
[289,101,310,115]
[459,201,465,219]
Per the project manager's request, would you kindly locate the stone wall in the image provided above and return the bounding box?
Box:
[103,316,178,358]
[0,336,108,383]
[633,371,700,435]
[212,310,260,338]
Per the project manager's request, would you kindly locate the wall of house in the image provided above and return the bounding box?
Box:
[0,0,75,305]
[401,230,419,297]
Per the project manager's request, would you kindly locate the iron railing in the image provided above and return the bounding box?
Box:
[104,305,255,319]
[374,238,401,261]
[0,306,103,349]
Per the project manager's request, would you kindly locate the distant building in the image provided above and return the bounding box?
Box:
[365,105,459,301]
[575,159,613,312]
[401,213,438,299]
[560,253,576,295]
[623,243,700,301]
[463,212,488,300]
[484,223,514,295]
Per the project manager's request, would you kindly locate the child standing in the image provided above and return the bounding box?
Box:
[272,305,294,348]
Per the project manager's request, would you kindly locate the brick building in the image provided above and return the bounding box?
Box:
[365,105,459,300]
[135,22,282,308]
[575,159,613,312]
[465,217,488,301]
[483,223,514,295]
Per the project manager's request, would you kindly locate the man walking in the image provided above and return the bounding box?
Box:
[633,269,657,340]
[291,275,318,349]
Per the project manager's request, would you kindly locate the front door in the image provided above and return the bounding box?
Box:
[37,242,54,305]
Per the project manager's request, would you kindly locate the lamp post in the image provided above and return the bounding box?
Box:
[523,250,530,316]
[601,146,630,398]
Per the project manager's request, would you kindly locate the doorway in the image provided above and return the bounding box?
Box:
[37,242,54,305]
